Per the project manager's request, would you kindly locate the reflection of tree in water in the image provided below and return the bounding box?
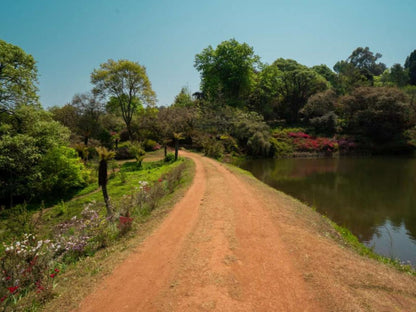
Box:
[241,157,416,244]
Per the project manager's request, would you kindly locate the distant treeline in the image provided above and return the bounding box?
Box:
[1,38,416,207]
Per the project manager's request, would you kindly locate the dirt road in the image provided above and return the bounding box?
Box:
[77,152,416,311]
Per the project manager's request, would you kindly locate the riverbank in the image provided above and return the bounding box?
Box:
[74,151,416,311]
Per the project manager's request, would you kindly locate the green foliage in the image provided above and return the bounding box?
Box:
[301,90,338,136]
[143,139,159,152]
[128,142,145,166]
[340,87,413,144]
[201,137,225,159]
[380,64,409,87]
[194,39,260,108]
[405,49,416,86]
[173,87,195,108]
[0,134,41,206]
[40,146,88,196]
[164,152,175,162]
[0,39,39,114]
[269,138,294,158]
[91,59,156,140]
[270,59,328,123]
[231,110,271,156]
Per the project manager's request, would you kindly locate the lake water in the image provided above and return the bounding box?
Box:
[239,157,416,266]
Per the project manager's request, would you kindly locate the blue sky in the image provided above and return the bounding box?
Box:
[1,0,415,108]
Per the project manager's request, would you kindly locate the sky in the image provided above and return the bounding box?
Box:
[1,0,415,108]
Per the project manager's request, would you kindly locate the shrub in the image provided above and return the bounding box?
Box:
[128,143,145,167]
[247,131,271,156]
[164,152,175,162]
[270,138,293,158]
[143,139,160,152]
[201,137,224,159]
[40,146,88,197]
[115,142,135,160]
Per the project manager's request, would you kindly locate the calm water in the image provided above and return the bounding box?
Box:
[239,157,416,266]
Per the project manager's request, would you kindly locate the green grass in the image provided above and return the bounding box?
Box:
[324,217,416,276]
[0,158,187,243]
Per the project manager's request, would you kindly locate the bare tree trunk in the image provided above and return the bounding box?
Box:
[164,144,167,157]
[99,159,113,218]
[174,140,179,160]
[101,184,112,218]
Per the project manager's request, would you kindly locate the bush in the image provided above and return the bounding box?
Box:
[270,138,293,158]
[128,143,145,167]
[201,137,224,159]
[247,131,271,156]
[40,146,88,197]
[115,142,134,160]
[143,139,160,152]
[164,152,175,162]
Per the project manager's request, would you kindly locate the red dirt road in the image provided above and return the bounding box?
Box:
[77,152,416,312]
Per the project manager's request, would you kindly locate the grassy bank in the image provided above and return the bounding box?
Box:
[0,153,195,311]
[224,163,416,276]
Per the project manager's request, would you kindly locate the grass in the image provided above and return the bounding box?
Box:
[41,156,195,312]
[27,158,185,239]
[327,218,416,276]
[224,162,416,276]
[1,153,195,311]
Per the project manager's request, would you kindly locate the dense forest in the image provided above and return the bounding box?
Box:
[1,38,416,209]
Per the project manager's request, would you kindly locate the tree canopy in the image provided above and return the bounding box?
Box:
[91,59,156,140]
[405,50,416,86]
[0,39,39,114]
[194,39,260,108]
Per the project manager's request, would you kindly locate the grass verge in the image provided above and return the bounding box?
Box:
[224,162,416,277]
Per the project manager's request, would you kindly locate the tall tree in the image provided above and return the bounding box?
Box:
[173,87,195,108]
[334,47,386,88]
[194,39,260,108]
[91,59,156,140]
[405,50,416,86]
[71,92,105,145]
[0,39,38,114]
[96,147,115,218]
[272,59,328,124]
[381,64,409,87]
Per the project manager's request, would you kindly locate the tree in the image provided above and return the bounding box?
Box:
[49,104,79,133]
[194,39,260,108]
[96,147,115,218]
[301,90,338,136]
[0,40,39,115]
[380,64,409,87]
[0,105,86,207]
[312,64,337,87]
[173,87,195,108]
[334,47,386,88]
[405,50,416,86]
[71,92,105,145]
[91,59,156,140]
[157,106,197,158]
[340,87,414,144]
[272,59,328,124]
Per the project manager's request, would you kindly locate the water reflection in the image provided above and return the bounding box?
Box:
[240,157,416,265]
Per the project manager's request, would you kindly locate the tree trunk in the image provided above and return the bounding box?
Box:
[99,159,112,218]
[101,184,112,218]
[164,144,167,157]
[174,140,179,160]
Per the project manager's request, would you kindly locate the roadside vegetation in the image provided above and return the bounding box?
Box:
[1,37,416,309]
